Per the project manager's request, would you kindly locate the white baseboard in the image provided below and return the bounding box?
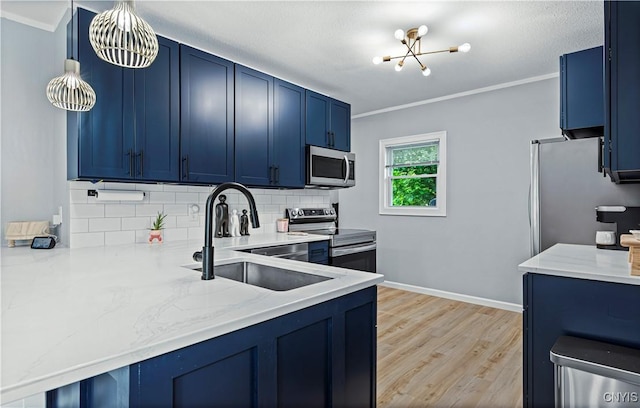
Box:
[379,280,523,313]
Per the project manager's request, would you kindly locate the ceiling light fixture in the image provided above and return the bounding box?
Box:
[373,25,470,77]
[89,0,158,68]
[46,0,96,111]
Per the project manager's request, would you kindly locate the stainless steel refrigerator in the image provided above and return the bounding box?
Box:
[530,137,640,256]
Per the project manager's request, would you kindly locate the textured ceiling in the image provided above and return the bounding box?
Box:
[1,1,603,115]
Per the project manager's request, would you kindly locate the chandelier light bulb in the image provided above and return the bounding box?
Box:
[418,25,428,37]
[372,56,383,65]
[395,61,404,72]
[115,8,134,32]
[459,43,471,53]
[394,29,405,40]
[421,66,431,77]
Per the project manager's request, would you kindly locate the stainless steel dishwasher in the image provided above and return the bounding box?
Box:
[244,243,309,261]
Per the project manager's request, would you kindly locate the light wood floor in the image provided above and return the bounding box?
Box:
[377,286,523,408]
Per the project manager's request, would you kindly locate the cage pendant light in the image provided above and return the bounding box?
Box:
[89,0,158,69]
[46,0,96,111]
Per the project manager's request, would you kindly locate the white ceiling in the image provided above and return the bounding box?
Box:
[1,1,604,115]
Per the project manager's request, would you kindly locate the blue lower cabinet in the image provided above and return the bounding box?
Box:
[308,241,329,265]
[48,287,376,408]
[523,273,640,408]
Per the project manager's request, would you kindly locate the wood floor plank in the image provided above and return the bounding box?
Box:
[377,286,522,408]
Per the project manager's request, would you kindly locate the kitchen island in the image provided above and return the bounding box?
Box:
[1,234,383,406]
[519,244,640,408]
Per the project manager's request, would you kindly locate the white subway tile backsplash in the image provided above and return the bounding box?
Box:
[104,182,137,190]
[271,195,287,204]
[105,204,136,218]
[69,181,331,248]
[69,181,95,190]
[188,226,204,240]
[135,204,164,217]
[89,218,121,232]
[105,231,135,246]
[70,189,88,204]
[121,217,152,231]
[163,184,189,192]
[136,183,164,192]
[254,195,272,205]
[162,216,177,229]
[176,215,200,228]
[175,192,199,203]
[71,232,104,248]
[71,204,105,218]
[163,204,188,216]
[149,192,176,204]
[70,218,89,233]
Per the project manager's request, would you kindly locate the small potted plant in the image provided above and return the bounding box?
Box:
[149,212,167,244]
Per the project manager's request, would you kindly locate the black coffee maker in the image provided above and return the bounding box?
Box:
[596,206,640,250]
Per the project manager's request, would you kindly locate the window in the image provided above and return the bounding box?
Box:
[379,131,447,216]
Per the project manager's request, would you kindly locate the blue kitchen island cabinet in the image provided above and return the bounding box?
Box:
[68,8,180,182]
[604,1,640,183]
[179,45,235,184]
[559,46,604,139]
[522,273,640,408]
[306,91,351,152]
[47,287,377,408]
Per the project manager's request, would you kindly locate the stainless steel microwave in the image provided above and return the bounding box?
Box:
[306,146,355,188]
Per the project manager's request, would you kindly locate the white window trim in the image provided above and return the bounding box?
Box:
[379,131,447,217]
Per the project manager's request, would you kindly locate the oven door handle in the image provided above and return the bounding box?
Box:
[331,242,377,257]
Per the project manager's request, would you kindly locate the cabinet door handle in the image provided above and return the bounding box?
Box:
[137,150,144,178]
[126,149,134,176]
[327,131,331,147]
[598,137,603,174]
[182,156,190,180]
[331,132,335,147]
[275,166,280,184]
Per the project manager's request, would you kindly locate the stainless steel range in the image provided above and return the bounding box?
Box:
[286,208,377,273]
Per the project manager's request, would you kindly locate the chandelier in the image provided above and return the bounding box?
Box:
[89,0,158,68]
[46,0,96,111]
[373,25,470,76]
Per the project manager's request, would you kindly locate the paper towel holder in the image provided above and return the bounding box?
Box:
[88,189,146,201]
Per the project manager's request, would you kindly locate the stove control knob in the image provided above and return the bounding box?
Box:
[289,209,297,217]
[324,209,330,215]
[330,209,335,215]
[295,209,302,216]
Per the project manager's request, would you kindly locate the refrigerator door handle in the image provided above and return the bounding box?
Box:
[530,141,541,257]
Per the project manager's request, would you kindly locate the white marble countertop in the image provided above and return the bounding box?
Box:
[518,243,640,286]
[0,234,383,404]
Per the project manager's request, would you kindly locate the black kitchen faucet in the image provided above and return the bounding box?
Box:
[193,182,260,280]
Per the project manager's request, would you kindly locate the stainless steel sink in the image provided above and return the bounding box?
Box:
[189,261,332,291]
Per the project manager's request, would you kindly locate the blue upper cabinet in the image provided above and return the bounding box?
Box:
[605,1,640,183]
[134,36,180,182]
[69,8,134,180]
[180,45,235,184]
[273,79,305,188]
[69,8,179,182]
[234,65,273,187]
[306,91,351,152]
[559,46,604,139]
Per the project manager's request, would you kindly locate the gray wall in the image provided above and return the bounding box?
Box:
[339,78,561,305]
[1,17,69,245]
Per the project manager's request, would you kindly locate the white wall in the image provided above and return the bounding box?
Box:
[339,78,561,305]
[1,18,69,246]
